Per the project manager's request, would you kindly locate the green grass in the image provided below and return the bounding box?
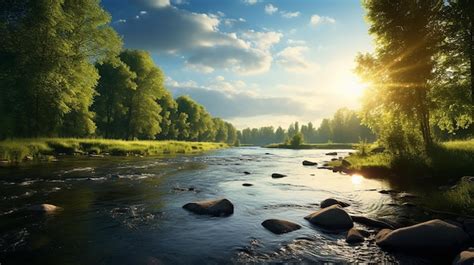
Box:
[0,138,228,163]
[421,177,474,216]
[265,143,356,149]
[330,139,474,178]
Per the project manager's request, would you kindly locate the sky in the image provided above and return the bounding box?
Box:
[101,0,374,129]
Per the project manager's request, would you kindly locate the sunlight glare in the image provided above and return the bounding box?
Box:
[342,75,367,97]
[351,174,364,185]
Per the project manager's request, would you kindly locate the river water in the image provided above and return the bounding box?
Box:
[0,147,452,264]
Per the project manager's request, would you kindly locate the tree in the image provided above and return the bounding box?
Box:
[93,60,137,139]
[0,0,121,138]
[358,0,444,150]
[290,132,304,147]
[225,122,237,145]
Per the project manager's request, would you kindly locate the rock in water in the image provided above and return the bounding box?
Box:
[261,219,301,234]
[351,215,395,229]
[304,205,353,230]
[28,204,61,214]
[320,198,350,208]
[375,219,469,252]
[453,249,474,265]
[242,183,253,187]
[243,171,251,175]
[346,228,365,243]
[326,152,337,156]
[302,160,317,166]
[341,159,351,167]
[271,173,287,178]
[183,198,234,217]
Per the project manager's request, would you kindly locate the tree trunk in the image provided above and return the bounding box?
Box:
[470,24,473,103]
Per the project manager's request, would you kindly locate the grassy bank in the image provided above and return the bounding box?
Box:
[0,138,228,163]
[328,140,474,215]
[265,143,356,149]
[330,140,474,178]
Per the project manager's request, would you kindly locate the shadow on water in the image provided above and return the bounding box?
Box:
[0,148,463,264]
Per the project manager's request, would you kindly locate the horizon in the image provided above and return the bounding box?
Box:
[102,0,373,129]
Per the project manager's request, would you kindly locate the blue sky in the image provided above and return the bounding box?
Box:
[101,0,374,129]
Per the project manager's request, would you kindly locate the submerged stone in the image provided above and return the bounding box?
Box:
[183,198,234,217]
[271,173,287,179]
[320,198,350,208]
[261,219,301,234]
[302,160,318,166]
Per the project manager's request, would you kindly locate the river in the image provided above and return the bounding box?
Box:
[0,147,451,264]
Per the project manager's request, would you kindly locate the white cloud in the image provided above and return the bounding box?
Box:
[281,11,300,18]
[243,0,258,5]
[310,14,336,27]
[117,4,281,75]
[287,39,306,45]
[277,46,319,73]
[143,0,170,8]
[264,4,278,15]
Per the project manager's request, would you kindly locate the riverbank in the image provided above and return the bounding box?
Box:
[328,139,474,215]
[0,138,228,163]
[266,143,356,149]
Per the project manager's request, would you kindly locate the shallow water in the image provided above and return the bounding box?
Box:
[0,147,454,264]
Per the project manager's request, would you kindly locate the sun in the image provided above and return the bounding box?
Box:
[341,74,367,97]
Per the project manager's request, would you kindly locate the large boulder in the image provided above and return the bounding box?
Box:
[183,198,234,217]
[351,215,395,229]
[453,249,474,265]
[320,198,350,208]
[376,219,470,252]
[302,160,318,166]
[304,205,353,230]
[261,219,301,234]
[28,204,61,214]
[271,173,287,179]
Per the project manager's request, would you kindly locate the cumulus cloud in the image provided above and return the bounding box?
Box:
[310,15,336,27]
[116,3,280,75]
[168,83,308,119]
[277,46,319,73]
[264,4,278,15]
[281,11,300,18]
[243,0,259,5]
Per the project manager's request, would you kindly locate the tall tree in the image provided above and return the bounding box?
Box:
[0,0,121,138]
[120,50,165,139]
[359,0,444,149]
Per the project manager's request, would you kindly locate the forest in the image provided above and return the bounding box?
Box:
[0,0,237,144]
[237,108,375,146]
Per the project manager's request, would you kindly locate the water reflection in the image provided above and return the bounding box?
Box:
[0,148,449,264]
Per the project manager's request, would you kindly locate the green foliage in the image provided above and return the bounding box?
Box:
[238,108,375,146]
[0,0,121,138]
[290,132,304,147]
[0,138,227,163]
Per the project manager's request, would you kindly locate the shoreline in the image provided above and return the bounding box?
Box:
[265,143,356,149]
[0,138,228,164]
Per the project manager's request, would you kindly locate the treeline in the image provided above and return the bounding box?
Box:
[0,0,237,144]
[238,108,375,145]
[356,0,473,153]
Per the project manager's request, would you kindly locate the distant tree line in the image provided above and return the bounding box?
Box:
[237,108,375,145]
[0,0,237,144]
[356,0,473,154]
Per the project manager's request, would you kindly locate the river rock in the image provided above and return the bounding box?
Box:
[320,198,350,208]
[28,204,61,213]
[242,183,253,187]
[304,205,353,230]
[346,228,365,243]
[183,198,234,217]
[326,152,337,156]
[341,159,351,167]
[261,219,302,234]
[272,173,287,179]
[351,215,395,229]
[243,171,251,175]
[375,219,470,251]
[302,160,318,166]
[453,249,474,265]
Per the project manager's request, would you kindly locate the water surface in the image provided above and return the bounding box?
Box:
[0,147,448,264]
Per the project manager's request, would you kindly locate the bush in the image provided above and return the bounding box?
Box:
[290,133,304,147]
